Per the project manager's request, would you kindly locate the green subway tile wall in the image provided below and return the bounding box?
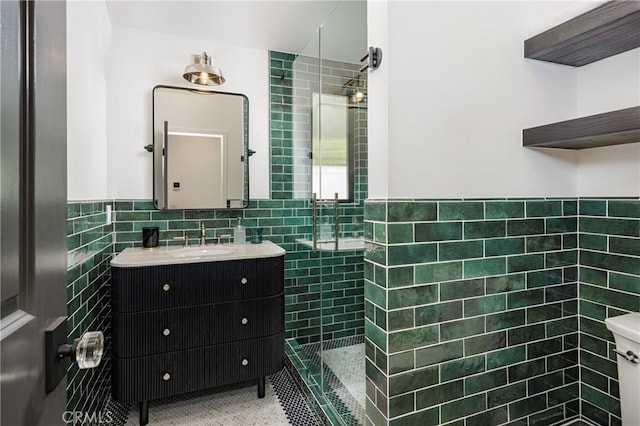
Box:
[112,199,364,344]
[364,198,639,426]
[67,198,364,418]
[68,196,637,425]
[66,201,113,416]
[276,50,368,203]
[267,50,366,343]
[578,199,639,426]
[270,51,296,200]
[364,199,581,426]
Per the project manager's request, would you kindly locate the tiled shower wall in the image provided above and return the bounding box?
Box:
[269,51,296,201]
[267,50,367,342]
[364,198,639,426]
[270,50,368,202]
[577,199,639,426]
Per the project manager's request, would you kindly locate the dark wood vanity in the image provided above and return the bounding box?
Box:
[110,244,285,425]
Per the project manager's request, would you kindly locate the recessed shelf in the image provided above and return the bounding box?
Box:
[525,1,640,67]
[523,106,640,149]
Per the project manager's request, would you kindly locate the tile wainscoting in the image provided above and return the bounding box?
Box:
[111,199,364,343]
[363,198,638,426]
[66,201,113,416]
[577,199,639,425]
[66,198,365,414]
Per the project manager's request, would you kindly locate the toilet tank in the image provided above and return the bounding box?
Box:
[606,312,640,350]
[605,312,640,426]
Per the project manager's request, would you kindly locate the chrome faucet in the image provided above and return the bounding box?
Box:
[199,222,207,246]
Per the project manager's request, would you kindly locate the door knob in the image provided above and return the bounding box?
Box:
[57,331,104,369]
[46,317,103,393]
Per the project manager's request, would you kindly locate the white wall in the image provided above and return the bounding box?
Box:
[107,27,270,200]
[576,50,640,197]
[368,0,639,199]
[67,1,111,200]
[70,1,639,201]
[367,0,389,199]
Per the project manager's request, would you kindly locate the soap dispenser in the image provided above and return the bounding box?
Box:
[234,217,246,244]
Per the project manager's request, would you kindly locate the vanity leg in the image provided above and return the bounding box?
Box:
[140,400,149,425]
[257,376,265,398]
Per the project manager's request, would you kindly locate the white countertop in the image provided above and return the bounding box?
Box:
[110,240,285,267]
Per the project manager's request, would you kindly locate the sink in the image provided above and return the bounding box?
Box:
[110,241,286,267]
[171,247,235,258]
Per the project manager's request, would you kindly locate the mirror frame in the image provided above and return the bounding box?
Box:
[151,85,250,210]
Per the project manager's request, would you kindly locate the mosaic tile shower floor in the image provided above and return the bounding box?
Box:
[299,336,366,426]
[319,344,366,411]
[105,368,319,425]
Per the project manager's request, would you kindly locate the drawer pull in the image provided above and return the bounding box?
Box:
[162,373,171,381]
[241,358,248,366]
[162,283,170,292]
[163,328,171,336]
[241,277,248,285]
[241,317,248,325]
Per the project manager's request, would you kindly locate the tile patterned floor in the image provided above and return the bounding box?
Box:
[104,368,319,426]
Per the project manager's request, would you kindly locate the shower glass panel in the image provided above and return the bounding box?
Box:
[285,1,367,425]
[318,3,367,420]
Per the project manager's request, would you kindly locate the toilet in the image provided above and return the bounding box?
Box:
[605,312,640,426]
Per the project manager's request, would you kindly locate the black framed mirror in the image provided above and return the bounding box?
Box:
[152,85,249,210]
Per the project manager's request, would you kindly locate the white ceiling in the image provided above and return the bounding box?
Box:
[105,0,359,57]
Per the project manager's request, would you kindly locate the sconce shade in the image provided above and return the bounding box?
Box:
[183,52,225,86]
[343,74,366,104]
[350,90,366,104]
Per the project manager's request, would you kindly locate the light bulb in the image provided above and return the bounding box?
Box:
[199,72,209,84]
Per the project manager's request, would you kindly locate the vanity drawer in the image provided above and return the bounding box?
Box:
[111,255,284,312]
[111,333,284,404]
[112,294,284,358]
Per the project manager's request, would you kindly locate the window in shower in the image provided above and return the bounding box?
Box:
[312,93,353,201]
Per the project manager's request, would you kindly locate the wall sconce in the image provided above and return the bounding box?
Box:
[183,52,225,86]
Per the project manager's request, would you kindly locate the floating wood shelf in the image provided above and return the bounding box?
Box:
[523,106,640,149]
[525,1,640,66]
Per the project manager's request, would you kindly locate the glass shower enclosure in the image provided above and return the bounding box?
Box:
[284,1,368,425]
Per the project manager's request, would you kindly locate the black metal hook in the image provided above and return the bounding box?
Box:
[360,47,383,72]
[241,149,256,162]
